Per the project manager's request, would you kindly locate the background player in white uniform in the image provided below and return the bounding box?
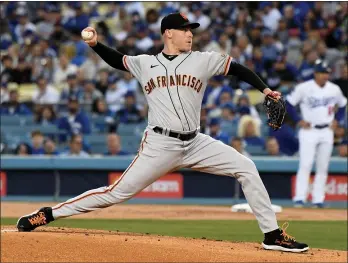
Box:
[17,13,308,253]
[286,60,347,208]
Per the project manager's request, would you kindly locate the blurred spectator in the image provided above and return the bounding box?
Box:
[62,3,89,32]
[205,76,225,110]
[30,130,45,155]
[298,50,318,81]
[0,20,13,51]
[32,76,60,105]
[12,57,32,84]
[269,115,299,156]
[334,64,348,98]
[43,138,59,156]
[105,134,130,156]
[334,125,346,145]
[316,41,345,68]
[115,91,144,124]
[148,34,164,55]
[283,4,301,30]
[59,134,89,157]
[60,73,83,102]
[57,96,91,142]
[267,55,298,90]
[116,72,140,93]
[70,29,89,66]
[217,33,232,55]
[337,140,348,157]
[135,24,154,52]
[92,98,113,117]
[95,69,110,95]
[146,8,161,33]
[230,136,250,157]
[1,55,15,83]
[105,80,128,113]
[39,38,57,58]
[80,80,103,111]
[34,105,57,125]
[53,54,78,86]
[14,7,37,44]
[238,115,264,147]
[15,143,32,156]
[265,137,283,156]
[124,2,146,18]
[220,102,239,125]
[261,29,280,67]
[206,118,230,145]
[0,90,32,115]
[249,24,262,47]
[0,82,10,104]
[261,2,282,32]
[325,17,343,49]
[187,4,211,32]
[236,94,261,124]
[118,34,143,56]
[236,35,253,59]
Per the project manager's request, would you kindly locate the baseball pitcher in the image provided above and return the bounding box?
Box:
[17,13,308,253]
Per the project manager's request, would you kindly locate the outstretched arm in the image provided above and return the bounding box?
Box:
[82,27,127,72]
[227,61,277,98]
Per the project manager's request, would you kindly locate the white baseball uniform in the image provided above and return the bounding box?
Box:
[52,51,279,233]
[287,79,347,204]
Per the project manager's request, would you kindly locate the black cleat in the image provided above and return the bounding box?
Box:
[17,207,54,232]
[262,222,309,253]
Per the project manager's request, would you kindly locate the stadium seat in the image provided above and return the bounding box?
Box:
[117,122,147,137]
[120,135,142,154]
[245,145,267,156]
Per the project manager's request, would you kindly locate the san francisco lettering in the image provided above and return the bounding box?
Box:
[144,75,203,94]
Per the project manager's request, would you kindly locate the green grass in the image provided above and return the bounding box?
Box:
[2,218,346,251]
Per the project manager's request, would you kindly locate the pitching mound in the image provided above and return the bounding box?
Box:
[1,226,346,262]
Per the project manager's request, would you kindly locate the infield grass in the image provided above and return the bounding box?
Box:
[1,218,346,251]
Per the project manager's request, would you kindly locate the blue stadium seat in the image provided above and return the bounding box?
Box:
[245,145,267,156]
[120,135,142,154]
[117,122,147,137]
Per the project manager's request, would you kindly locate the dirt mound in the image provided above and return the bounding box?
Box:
[1,202,347,220]
[1,226,346,262]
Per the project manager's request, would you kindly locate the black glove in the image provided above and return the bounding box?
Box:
[263,92,286,131]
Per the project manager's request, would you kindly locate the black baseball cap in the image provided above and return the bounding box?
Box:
[161,13,200,34]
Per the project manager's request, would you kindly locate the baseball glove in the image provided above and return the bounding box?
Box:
[263,92,286,131]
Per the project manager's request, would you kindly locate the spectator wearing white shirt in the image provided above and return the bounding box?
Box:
[105,78,127,113]
[32,76,60,105]
[14,7,36,45]
[135,24,154,52]
[59,134,90,157]
[124,2,145,19]
[54,54,78,86]
[261,2,282,32]
[116,72,139,92]
[187,5,211,32]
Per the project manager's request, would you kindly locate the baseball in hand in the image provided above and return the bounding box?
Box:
[81,30,94,41]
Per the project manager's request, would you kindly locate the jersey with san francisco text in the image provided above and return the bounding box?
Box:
[123,51,233,132]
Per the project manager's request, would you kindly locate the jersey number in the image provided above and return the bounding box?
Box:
[328,106,334,116]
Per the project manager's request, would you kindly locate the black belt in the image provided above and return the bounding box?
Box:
[314,124,329,129]
[153,126,197,141]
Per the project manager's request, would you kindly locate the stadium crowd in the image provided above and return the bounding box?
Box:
[0,2,347,157]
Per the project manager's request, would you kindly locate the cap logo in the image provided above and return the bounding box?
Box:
[180,13,188,21]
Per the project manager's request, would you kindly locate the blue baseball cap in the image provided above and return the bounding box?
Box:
[314,60,331,73]
[221,102,236,112]
[209,118,221,126]
[238,106,251,115]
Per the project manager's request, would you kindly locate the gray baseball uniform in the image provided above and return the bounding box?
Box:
[52,51,278,233]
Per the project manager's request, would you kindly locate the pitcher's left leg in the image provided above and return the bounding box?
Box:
[312,132,334,205]
[183,133,309,252]
[184,134,278,233]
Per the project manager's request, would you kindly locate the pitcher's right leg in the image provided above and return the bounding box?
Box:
[17,130,181,231]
